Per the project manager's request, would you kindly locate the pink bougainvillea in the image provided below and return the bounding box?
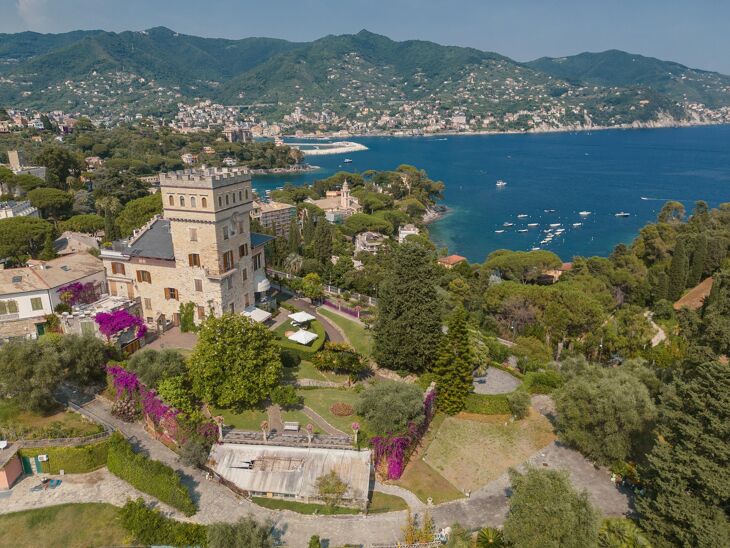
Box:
[58,281,100,306]
[95,309,146,340]
[370,388,437,480]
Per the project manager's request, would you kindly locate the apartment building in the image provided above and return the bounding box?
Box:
[250,200,297,237]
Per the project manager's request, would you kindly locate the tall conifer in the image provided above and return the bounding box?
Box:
[432,306,474,414]
[667,238,688,301]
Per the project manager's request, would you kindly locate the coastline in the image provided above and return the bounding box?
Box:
[284,119,730,141]
[248,164,320,175]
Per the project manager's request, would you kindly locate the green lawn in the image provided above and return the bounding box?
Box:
[0,399,104,439]
[369,492,409,513]
[318,307,374,357]
[299,388,363,433]
[0,503,128,548]
[212,406,267,430]
[252,497,360,515]
[285,360,349,384]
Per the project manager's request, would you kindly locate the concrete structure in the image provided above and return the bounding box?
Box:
[0,253,106,341]
[250,200,297,237]
[5,150,46,180]
[0,443,22,490]
[54,231,99,255]
[0,200,39,219]
[209,443,371,509]
[397,224,420,243]
[438,255,467,269]
[223,126,253,143]
[306,181,362,223]
[355,231,388,254]
[101,167,273,330]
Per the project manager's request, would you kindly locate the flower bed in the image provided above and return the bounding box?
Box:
[58,281,100,306]
[95,309,146,340]
[330,402,354,417]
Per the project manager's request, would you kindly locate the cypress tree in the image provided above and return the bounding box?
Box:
[302,213,316,246]
[687,234,708,288]
[374,242,442,373]
[667,238,688,301]
[312,222,333,264]
[432,306,474,414]
[635,361,730,547]
[288,218,301,254]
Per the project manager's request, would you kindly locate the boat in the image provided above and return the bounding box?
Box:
[572,222,583,227]
[494,229,505,234]
[503,222,514,227]
[517,214,528,218]
[615,212,630,217]
[496,180,507,187]
[531,247,541,251]
[343,158,353,163]
[527,223,539,228]
[517,229,528,233]
[549,223,561,228]
[540,239,550,245]
[579,211,591,216]
[544,208,556,213]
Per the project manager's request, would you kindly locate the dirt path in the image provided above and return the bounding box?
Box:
[302,406,347,436]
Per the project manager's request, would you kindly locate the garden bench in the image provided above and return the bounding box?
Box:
[283,422,300,432]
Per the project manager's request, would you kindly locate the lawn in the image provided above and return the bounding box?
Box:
[369,492,409,513]
[212,406,267,430]
[423,410,556,492]
[0,399,103,439]
[285,360,349,384]
[0,503,128,548]
[298,388,363,434]
[318,307,373,357]
[252,497,360,515]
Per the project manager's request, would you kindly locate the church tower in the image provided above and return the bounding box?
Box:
[340,180,350,210]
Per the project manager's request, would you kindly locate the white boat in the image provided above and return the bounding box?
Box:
[579,211,591,216]
[544,208,556,213]
[543,229,552,234]
[572,222,583,227]
[517,214,528,218]
[343,158,353,163]
[615,212,630,217]
[555,228,565,233]
[494,229,505,234]
[531,247,541,251]
[549,223,561,228]
[503,222,514,227]
[496,180,507,187]
[527,223,539,228]
[540,239,550,244]
[517,229,528,233]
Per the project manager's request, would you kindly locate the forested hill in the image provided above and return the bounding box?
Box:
[1,27,729,125]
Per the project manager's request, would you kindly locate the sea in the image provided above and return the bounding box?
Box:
[252,125,730,263]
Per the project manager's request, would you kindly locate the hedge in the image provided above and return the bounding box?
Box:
[523,370,564,394]
[463,393,512,415]
[276,319,327,359]
[19,439,110,474]
[106,433,197,516]
[119,498,207,547]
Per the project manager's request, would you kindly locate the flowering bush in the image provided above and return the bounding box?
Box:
[58,281,100,306]
[330,402,354,417]
[95,309,146,340]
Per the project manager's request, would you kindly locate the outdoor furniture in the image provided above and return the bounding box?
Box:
[49,479,62,489]
[287,329,318,346]
[288,311,316,327]
[283,422,300,432]
[242,306,272,323]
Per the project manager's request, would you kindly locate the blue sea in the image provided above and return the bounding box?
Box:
[253,125,730,262]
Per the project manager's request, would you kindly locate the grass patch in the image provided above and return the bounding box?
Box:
[423,410,556,492]
[299,388,362,433]
[464,393,511,415]
[212,406,267,430]
[274,319,326,358]
[0,399,103,440]
[0,503,127,548]
[252,496,359,515]
[286,360,348,384]
[19,439,109,474]
[318,308,373,357]
[369,491,409,513]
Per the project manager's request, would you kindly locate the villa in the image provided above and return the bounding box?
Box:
[355,231,389,254]
[306,181,362,223]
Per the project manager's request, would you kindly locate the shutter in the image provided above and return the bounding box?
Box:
[164,288,171,300]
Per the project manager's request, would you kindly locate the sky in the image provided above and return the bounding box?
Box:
[2,0,729,74]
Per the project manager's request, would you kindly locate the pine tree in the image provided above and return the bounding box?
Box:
[687,234,708,288]
[373,242,442,373]
[667,238,688,301]
[635,361,730,547]
[39,230,57,260]
[432,306,474,414]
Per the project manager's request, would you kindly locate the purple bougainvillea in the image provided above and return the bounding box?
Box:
[370,388,437,480]
[58,281,100,306]
[95,309,146,340]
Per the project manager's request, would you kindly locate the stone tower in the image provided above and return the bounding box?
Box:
[159,167,255,316]
[340,179,350,210]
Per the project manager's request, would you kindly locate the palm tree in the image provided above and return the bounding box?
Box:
[476,527,505,547]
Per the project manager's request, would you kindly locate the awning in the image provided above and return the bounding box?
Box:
[287,329,318,345]
[254,271,271,293]
[288,311,316,324]
[243,306,272,323]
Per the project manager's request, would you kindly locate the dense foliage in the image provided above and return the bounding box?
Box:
[356,381,425,436]
[432,306,475,414]
[119,498,207,547]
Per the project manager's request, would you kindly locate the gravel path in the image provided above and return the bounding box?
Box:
[302,406,347,436]
[374,481,426,511]
[473,367,522,394]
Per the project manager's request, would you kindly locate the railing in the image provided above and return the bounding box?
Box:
[323,299,362,318]
[267,268,378,306]
[223,429,355,450]
[17,430,111,448]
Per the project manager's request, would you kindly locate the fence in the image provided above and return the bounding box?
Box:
[17,430,111,449]
[323,299,362,318]
[266,268,378,307]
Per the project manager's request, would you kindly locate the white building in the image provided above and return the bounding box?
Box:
[0,200,39,219]
[354,231,388,254]
[397,224,420,243]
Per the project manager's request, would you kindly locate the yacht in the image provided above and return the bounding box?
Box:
[527,223,539,228]
[615,212,630,217]
[517,229,528,233]
[517,214,529,218]
[343,158,353,163]
[544,208,556,213]
[531,247,541,251]
[503,222,514,227]
[572,222,583,227]
[496,180,507,187]
[579,211,592,217]
[494,229,505,234]
[549,223,561,228]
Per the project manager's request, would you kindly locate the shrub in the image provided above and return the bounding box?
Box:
[126,348,187,388]
[119,498,207,547]
[270,385,302,410]
[107,433,196,515]
[507,390,532,419]
[179,436,210,468]
[356,382,424,436]
[207,517,274,548]
[276,320,326,358]
[111,397,140,422]
[330,402,354,417]
[19,439,110,474]
[280,348,301,369]
[524,370,564,394]
[463,393,511,415]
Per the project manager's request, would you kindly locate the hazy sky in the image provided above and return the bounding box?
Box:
[2,0,729,74]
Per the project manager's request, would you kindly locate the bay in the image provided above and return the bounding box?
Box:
[254,125,730,262]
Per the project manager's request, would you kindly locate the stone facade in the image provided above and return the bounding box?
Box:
[101,168,265,329]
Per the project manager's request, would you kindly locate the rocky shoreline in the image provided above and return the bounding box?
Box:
[249,164,319,175]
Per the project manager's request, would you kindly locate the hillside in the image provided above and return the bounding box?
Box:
[1,28,729,129]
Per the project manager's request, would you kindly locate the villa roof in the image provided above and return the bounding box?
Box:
[438,254,467,266]
[0,442,20,469]
[117,218,175,260]
[0,253,104,295]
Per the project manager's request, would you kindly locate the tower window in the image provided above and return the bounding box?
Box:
[189,227,197,242]
[225,194,230,206]
[222,250,234,272]
[188,253,201,267]
[164,288,179,300]
[239,190,242,201]
[191,196,197,208]
[239,243,248,257]
[202,197,207,208]
[111,262,126,275]
[194,279,203,292]
[180,196,185,207]
[245,189,249,200]
[218,196,222,207]
[223,226,229,240]
[168,195,174,206]
[136,270,152,283]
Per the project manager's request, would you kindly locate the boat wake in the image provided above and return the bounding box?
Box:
[640,196,683,202]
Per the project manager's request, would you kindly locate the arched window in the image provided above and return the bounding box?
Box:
[180,196,185,207]
[245,189,249,200]
[168,195,174,206]
[218,196,222,207]
[225,194,230,206]
[190,196,197,208]
[201,197,207,208]
[232,193,236,204]
[238,190,242,201]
